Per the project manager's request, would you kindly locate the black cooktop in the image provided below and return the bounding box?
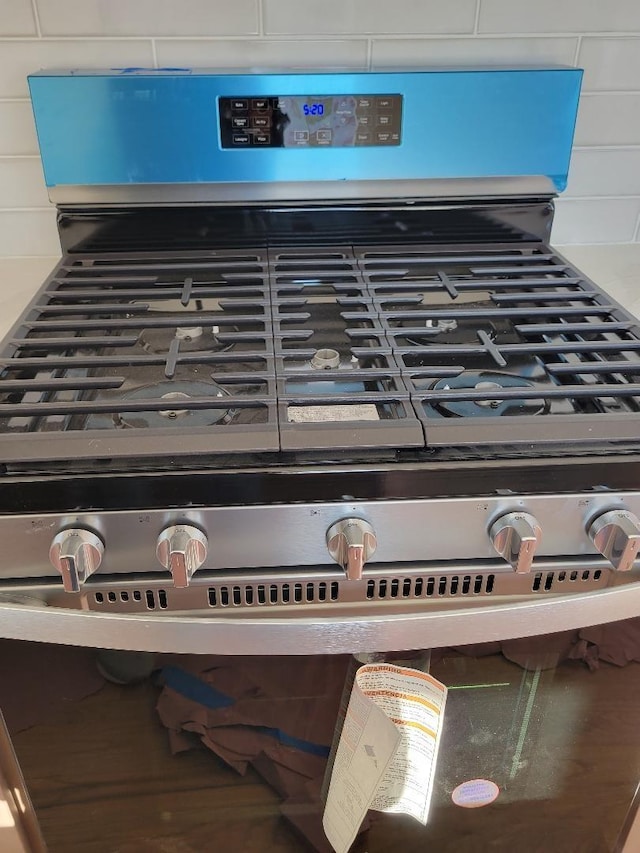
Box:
[1,228,640,468]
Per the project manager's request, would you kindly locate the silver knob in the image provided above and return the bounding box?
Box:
[49,528,104,593]
[489,511,541,574]
[156,524,208,588]
[326,518,377,581]
[588,509,640,573]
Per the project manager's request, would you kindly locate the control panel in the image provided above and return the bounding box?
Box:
[218,94,402,149]
[3,493,640,595]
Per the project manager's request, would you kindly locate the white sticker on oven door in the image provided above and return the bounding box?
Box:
[322,663,447,853]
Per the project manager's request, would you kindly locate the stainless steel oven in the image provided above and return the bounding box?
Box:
[1,66,640,852]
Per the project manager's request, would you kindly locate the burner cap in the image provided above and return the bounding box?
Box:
[116,380,233,429]
[311,348,341,370]
[432,372,547,418]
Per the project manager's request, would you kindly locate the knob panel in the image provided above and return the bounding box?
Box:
[489,511,542,574]
[326,518,377,581]
[156,524,208,588]
[49,528,104,593]
[588,509,640,572]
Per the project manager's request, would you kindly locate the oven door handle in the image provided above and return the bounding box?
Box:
[1,582,640,654]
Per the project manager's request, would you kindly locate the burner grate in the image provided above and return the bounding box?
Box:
[1,242,640,462]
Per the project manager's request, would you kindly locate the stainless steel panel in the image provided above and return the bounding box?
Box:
[48,177,556,206]
[1,578,640,655]
[2,493,639,582]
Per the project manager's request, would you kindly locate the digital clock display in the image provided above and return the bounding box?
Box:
[219,93,403,149]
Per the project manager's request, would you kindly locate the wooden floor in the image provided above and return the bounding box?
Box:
[8,648,640,852]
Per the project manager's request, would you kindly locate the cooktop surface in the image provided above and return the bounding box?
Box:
[1,242,639,465]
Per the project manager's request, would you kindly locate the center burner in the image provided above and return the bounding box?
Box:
[431,372,548,418]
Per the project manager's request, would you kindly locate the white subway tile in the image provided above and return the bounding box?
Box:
[0,209,59,255]
[0,101,38,155]
[0,39,154,98]
[371,37,577,67]
[37,0,258,36]
[479,0,640,33]
[552,198,640,244]
[574,94,640,146]
[0,0,36,35]
[579,38,640,92]
[0,158,50,207]
[566,149,640,197]
[264,0,476,36]
[156,39,368,69]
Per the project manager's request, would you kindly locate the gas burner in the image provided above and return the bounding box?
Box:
[115,380,234,429]
[140,325,235,354]
[432,372,548,418]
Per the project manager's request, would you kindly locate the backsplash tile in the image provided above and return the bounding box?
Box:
[567,149,640,197]
[579,38,640,91]
[0,0,36,36]
[263,0,476,36]
[371,37,578,67]
[553,198,640,244]
[0,0,637,255]
[574,93,640,147]
[0,210,60,256]
[0,157,50,207]
[0,102,39,155]
[0,39,154,98]
[479,0,640,34]
[37,0,259,37]
[156,39,368,69]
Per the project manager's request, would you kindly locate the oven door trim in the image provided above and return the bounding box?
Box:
[2,580,640,655]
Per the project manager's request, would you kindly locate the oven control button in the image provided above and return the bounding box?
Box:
[156,524,208,588]
[489,512,541,574]
[49,528,105,593]
[326,518,377,581]
[587,510,640,572]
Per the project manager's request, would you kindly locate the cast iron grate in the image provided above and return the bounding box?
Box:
[1,242,639,462]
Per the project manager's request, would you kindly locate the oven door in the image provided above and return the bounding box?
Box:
[2,590,640,852]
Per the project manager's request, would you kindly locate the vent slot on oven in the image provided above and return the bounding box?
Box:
[532,569,602,592]
[366,574,495,600]
[208,580,340,608]
[94,588,169,609]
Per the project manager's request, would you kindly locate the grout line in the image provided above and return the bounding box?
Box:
[572,34,582,65]
[0,155,40,160]
[0,207,54,212]
[4,32,640,42]
[257,0,264,37]
[150,38,158,68]
[473,0,481,35]
[0,98,31,104]
[634,212,640,242]
[29,0,42,37]
[366,38,373,70]
[581,89,640,96]
[573,145,640,151]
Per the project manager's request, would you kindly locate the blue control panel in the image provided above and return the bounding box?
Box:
[28,68,582,195]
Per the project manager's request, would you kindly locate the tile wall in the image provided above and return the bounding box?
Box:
[1,0,639,255]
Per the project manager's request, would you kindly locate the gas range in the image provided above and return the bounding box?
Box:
[1,67,639,655]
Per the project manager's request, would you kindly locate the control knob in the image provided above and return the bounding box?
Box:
[587,509,640,572]
[49,528,104,593]
[489,511,542,574]
[156,524,208,588]
[326,518,377,581]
